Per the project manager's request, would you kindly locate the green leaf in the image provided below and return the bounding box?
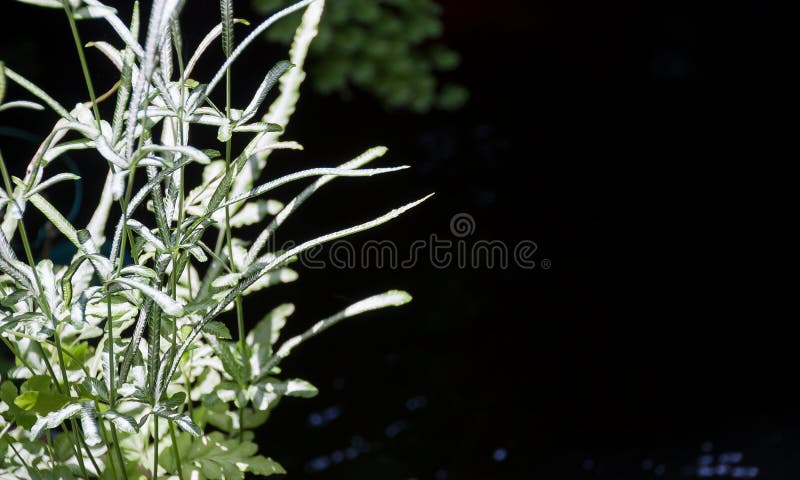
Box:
[14,375,69,414]
[229,200,283,228]
[103,409,138,433]
[28,193,82,249]
[0,100,45,112]
[154,405,201,436]
[216,121,233,142]
[60,253,100,308]
[219,166,410,212]
[22,173,80,199]
[202,321,232,339]
[0,288,31,307]
[1,381,36,428]
[139,144,211,165]
[206,336,246,383]
[247,304,294,377]
[202,405,270,433]
[120,264,158,279]
[210,381,247,408]
[248,378,317,411]
[231,121,283,133]
[239,60,293,124]
[79,401,102,446]
[1,66,72,119]
[30,402,82,439]
[160,431,285,479]
[220,0,234,57]
[164,392,187,410]
[266,290,413,375]
[81,377,109,404]
[63,342,89,370]
[113,277,185,317]
[126,218,167,252]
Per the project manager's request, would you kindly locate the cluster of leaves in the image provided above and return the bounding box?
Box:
[254,0,468,112]
[0,0,426,478]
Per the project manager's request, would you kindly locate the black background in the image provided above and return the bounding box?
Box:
[0,0,791,478]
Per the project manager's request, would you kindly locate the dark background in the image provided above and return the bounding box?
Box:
[0,0,790,478]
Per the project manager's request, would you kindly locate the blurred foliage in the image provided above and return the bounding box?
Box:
[254,0,468,112]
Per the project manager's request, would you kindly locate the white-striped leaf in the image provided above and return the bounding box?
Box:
[113,277,185,317]
[30,402,82,439]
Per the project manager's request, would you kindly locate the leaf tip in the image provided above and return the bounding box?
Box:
[385,289,413,306]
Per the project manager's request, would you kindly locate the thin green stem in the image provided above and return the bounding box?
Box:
[61,0,101,128]
[38,343,61,386]
[115,165,139,275]
[7,437,41,476]
[110,426,129,480]
[107,290,116,404]
[222,42,248,444]
[168,422,185,480]
[153,416,159,480]
[74,421,103,475]
[1,338,37,376]
[99,424,119,480]
[105,286,130,480]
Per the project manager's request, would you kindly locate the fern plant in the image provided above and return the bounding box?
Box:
[0,0,428,478]
[254,0,468,112]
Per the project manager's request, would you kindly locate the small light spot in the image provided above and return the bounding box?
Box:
[720,452,744,464]
[323,405,342,422]
[308,413,323,427]
[306,456,331,473]
[330,450,344,464]
[716,465,730,476]
[654,464,666,476]
[434,468,448,480]
[582,458,595,472]
[701,441,714,452]
[697,466,714,477]
[641,458,653,471]
[732,466,760,478]
[492,448,508,462]
[698,454,714,465]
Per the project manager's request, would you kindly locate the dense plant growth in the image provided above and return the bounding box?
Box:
[254,0,467,112]
[0,0,426,477]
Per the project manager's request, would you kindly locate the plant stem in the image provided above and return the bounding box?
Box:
[168,423,185,480]
[115,165,139,275]
[107,289,116,404]
[106,287,129,480]
[166,251,186,480]
[75,422,103,475]
[99,424,119,479]
[7,438,41,477]
[61,0,101,129]
[110,425,129,480]
[222,39,248,442]
[153,416,159,480]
